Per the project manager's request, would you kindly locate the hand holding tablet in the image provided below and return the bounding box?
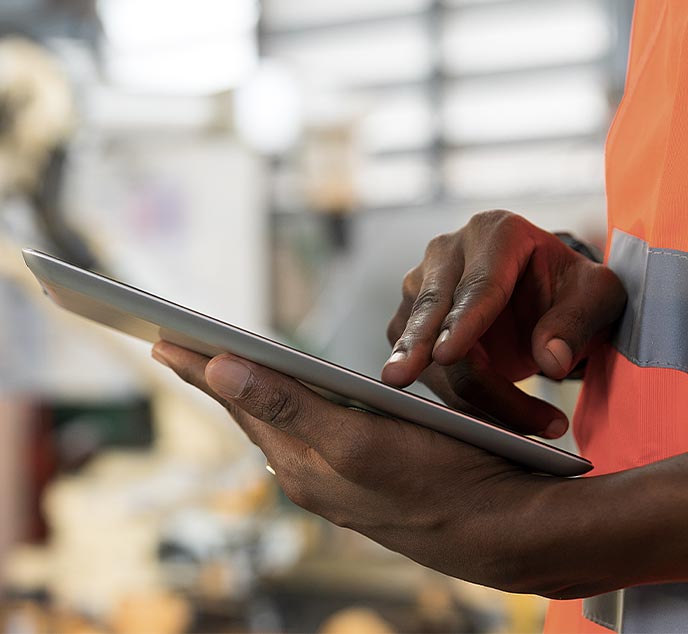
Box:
[23,248,592,476]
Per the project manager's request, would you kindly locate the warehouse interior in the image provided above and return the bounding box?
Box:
[0,1,634,633]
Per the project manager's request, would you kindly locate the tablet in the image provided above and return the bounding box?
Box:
[23,248,592,477]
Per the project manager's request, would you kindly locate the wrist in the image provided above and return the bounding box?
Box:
[444,471,558,594]
[509,456,688,598]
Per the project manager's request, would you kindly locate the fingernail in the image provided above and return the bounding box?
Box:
[152,348,171,368]
[207,357,252,398]
[544,418,568,439]
[545,338,573,374]
[386,351,406,365]
[433,329,450,352]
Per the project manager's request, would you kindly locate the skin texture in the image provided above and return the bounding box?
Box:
[152,211,688,597]
[382,210,627,438]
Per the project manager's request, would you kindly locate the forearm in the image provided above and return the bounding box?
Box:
[508,453,688,599]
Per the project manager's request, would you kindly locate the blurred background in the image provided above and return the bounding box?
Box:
[0,1,633,632]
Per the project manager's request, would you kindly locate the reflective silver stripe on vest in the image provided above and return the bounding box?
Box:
[583,585,688,633]
[581,229,688,632]
[608,228,688,372]
[583,591,624,631]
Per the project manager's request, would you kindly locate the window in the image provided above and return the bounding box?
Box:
[260,0,622,208]
[98,0,258,95]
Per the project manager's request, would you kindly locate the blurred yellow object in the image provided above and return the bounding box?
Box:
[52,610,107,634]
[197,560,238,601]
[3,544,51,594]
[319,607,396,634]
[302,121,358,213]
[0,36,75,195]
[416,580,458,628]
[110,591,191,634]
[207,472,276,516]
[502,592,546,634]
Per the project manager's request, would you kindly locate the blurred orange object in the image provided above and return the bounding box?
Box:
[110,592,191,634]
[319,607,395,634]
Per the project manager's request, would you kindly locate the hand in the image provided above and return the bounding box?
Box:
[151,341,551,594]
[152,342,688,599]
[383,211,626,438]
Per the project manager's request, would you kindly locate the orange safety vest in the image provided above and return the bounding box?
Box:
[545,1,688,632]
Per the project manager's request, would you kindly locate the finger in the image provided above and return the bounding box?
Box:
[446,358,568,438]
[385,296,412,350]
[204,352,394,480]
[383,237,464,387]
[153,342,338,477]
[152,341,225,398]
[152,340,257,430]
[151,343,369,518]
[420,351,568,438]
[532,263,626,379]
[417,364,496,421]
[432,216,534,366]
[154,343,409,485]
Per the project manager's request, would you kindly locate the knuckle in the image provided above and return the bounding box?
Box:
[557,306,593,346]
[401,267,421,299]
[468,209,520,235]
[440,307,460,332]
[455,269,507,300]
[444,302,488,336]
[593,264,627,302]
[493,209,519,227]
[468,209,504,227]
[425,232,453,255]
[260,387,301,430]
[411,286,445,315]
[454,270,508,308]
